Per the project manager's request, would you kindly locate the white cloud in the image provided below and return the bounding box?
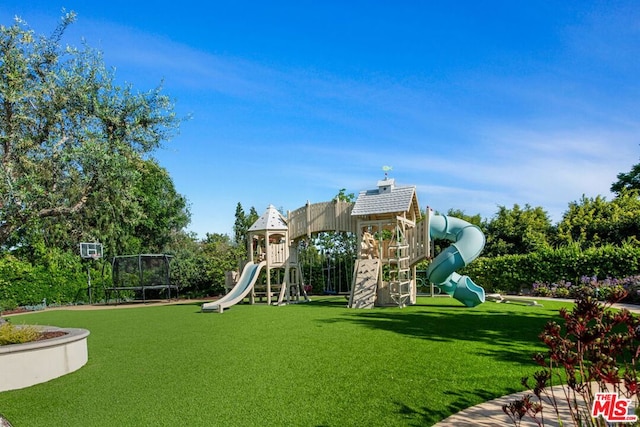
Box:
[394,125,639,223]
[49,11,640,233]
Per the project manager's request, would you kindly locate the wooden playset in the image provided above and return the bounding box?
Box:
[202,177,485,313]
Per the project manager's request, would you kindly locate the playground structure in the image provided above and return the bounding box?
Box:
[202,177,486,312]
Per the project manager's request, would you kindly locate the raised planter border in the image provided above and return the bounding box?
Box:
[0,326,90,392]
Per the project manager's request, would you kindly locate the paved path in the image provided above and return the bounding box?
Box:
[2,299,209,316]
[433,386,594,427]
[432,297,640,426]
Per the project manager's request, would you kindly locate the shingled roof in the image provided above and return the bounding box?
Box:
[249,205,288,232]
[351,179,420,218]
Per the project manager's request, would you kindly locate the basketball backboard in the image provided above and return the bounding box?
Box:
[79,242,103,259]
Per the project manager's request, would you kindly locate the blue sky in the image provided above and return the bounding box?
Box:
[2,1,640,237]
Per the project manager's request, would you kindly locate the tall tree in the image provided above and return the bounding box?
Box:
[333,188,355,202]
[482,204,553,256]
[556,190,640,248]
[233,202,260,257]
[247,206,259,227]
[611,161,640,194]
[132,159,190,253]
[233,202,247,247]
[0,13,183,254]
[201,232,245,294]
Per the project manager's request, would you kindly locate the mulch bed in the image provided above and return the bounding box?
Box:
[0,307,30,316]
[36,331,68,341]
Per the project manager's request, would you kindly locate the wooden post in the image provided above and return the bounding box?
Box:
[411,264,417,304]
[306,200,311,238]
[247,232,254,263]
[266,231,271,305]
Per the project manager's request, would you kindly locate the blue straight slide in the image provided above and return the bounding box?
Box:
[202,261,266,313]
[427,214,486,307]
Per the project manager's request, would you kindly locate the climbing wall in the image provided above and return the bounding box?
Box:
[348,259,380,309]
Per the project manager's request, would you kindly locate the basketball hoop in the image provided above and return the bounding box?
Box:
[79,242,103,260]
[79,242,103,305]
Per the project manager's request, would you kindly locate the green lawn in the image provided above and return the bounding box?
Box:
[0,296,572,426]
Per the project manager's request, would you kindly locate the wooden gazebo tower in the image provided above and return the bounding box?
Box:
[247,205,308,305]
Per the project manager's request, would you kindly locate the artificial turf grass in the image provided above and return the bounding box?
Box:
[0,296,573,426]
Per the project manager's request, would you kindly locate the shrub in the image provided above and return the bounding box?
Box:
[531,275,640,304]
[464,243,640,294]
[504,289,640,426]
[0,249,95,306]
[0,298,18,312]
[0,323,40,346]
[553,287,570,298]
[532,282,552,297]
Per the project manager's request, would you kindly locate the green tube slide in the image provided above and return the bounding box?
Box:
[427,214,486,307]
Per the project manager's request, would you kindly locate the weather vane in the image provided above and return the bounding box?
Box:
[382,165,393,179]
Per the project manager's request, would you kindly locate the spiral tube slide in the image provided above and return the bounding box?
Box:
[427,214,486,307]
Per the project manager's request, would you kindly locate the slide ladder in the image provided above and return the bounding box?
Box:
[276,263,310,305]
[388,223,411,308]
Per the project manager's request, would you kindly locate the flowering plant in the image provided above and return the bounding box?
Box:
[504,287,640,426]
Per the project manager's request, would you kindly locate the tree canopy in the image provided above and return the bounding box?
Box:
[481,204,553,257]
[611,161,640,195]
[556,190,640,248]
[0,13,186,255]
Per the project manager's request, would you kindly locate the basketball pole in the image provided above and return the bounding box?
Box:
[80,243,102,305]
[87,261,92,304]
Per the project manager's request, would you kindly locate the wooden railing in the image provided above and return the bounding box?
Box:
[288,200,357,240]
[407,217,430,266]
[268,242,288,265]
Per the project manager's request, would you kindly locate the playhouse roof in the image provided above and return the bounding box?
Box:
[249,205,288,232]
[351,178,420,218]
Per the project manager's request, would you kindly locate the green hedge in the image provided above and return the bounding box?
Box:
[4,242,640,308]
[463,243,640,294]
[0,250,104,308]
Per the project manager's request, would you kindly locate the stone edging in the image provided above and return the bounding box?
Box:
[0,326,90,392]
